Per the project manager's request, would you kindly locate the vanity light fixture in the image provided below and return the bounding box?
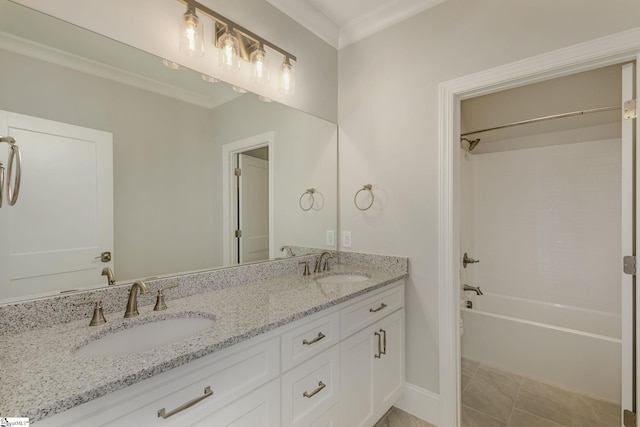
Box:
[250,45,269,85]
[178,3,204,57]
[218,29,240,72]
[176,0,297,95]
[279,57,295,95]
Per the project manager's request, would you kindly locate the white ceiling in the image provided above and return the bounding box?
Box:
[266,0,448,49]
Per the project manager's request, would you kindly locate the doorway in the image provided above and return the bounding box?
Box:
[235,149,269,264]
[458,64,623,425]
[222,132,274,266]
[438,31,640,427]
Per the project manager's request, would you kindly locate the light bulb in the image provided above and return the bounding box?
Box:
[250,46,269,85]
[179,8,203,58]
[279,58,295,95]
[201,74,220,83]
[218,30,240,72]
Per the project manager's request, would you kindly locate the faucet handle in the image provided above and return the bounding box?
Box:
[154,284,179,311]
[299,261,311,276]
[73,300,107,326]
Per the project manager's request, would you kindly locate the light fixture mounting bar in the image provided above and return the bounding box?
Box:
[180,0,297,62]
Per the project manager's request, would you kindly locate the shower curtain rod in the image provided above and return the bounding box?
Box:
[460,105,621,137]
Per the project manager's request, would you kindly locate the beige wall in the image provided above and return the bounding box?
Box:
[338,0,640,394]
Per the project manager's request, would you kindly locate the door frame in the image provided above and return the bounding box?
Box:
[222,132,274,266]
[438,28,640,426]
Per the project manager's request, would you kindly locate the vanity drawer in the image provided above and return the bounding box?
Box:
[281,311,340,371]
[340,281,404,339]
[148,336,279,426]
[281,344,340,427]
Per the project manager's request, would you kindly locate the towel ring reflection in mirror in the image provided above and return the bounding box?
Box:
[299,188,316,211]
[0,136,21,208]
[354,184,374,211]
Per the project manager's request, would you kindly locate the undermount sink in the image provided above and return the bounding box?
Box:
[75,316,215,357]
[316,274,369,284]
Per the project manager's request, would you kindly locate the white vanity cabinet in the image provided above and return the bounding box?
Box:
[35,280,404,427]
[340,286,405,427]
[37,335,281,427]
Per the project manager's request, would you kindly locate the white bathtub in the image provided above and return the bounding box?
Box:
[461,292,621,403]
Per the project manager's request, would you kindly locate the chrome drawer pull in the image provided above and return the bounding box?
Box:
[374,331,382,358]
[158,386,213,419]
[302,332,326,346]
[380,328,387,355]
[303,381,326,398]
[369,302,387,313]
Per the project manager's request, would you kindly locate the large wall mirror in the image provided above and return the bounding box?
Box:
[0,0,337,303]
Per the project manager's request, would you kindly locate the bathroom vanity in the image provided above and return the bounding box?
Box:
[1,254,407,426]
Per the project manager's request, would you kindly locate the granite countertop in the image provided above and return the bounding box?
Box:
[1,263,406,422]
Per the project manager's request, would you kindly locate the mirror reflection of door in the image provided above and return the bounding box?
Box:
[0,110,114,300]
[235,148,269,264]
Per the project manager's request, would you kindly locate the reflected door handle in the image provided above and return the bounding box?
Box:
[94,251,112,263]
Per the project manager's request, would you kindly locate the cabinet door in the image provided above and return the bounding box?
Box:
[340,308,405,427]
[373,309,405,414]
[340,321,376,427]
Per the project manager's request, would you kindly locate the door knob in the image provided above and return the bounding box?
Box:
[95,251,112,262]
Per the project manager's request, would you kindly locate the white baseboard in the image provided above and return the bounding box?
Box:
[394,382,440,426]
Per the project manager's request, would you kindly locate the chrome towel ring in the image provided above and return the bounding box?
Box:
[299,188,316,211]
[354,184,374,211]
[0,136,21,207]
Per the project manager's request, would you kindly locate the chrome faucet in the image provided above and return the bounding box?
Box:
[101,267,115,286]
[463,284,484,295]
[281,245,296,257]
[314,251,334,273]
[124,280,149,318]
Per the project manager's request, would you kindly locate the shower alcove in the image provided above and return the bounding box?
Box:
[459,63,623,404]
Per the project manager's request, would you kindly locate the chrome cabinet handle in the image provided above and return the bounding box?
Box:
[369,302,387,313]
[374,331,382,358]
[374,329,387,358]
[303,381,326,398]
[302,332,326,346]
[158,386,213,419]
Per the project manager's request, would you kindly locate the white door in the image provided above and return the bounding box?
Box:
[0,111,113,300]
[238,153,269,263]
[621,61,638,426]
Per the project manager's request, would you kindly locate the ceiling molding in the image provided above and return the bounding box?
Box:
[0,31,233,110]
[267,0,447,49]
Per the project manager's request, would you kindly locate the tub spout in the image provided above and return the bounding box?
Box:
[463,284,483,295]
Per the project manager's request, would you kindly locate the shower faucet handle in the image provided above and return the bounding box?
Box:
[463,253,479,268]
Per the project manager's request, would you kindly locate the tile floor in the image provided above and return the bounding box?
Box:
[374,407,437,427]
[371,359,621,427]
[461,358,622,427]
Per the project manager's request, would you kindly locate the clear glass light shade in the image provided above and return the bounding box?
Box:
[218,31,240,72]
[279,60,295,95]
[250,47,269,85]
[179,10,204,57]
